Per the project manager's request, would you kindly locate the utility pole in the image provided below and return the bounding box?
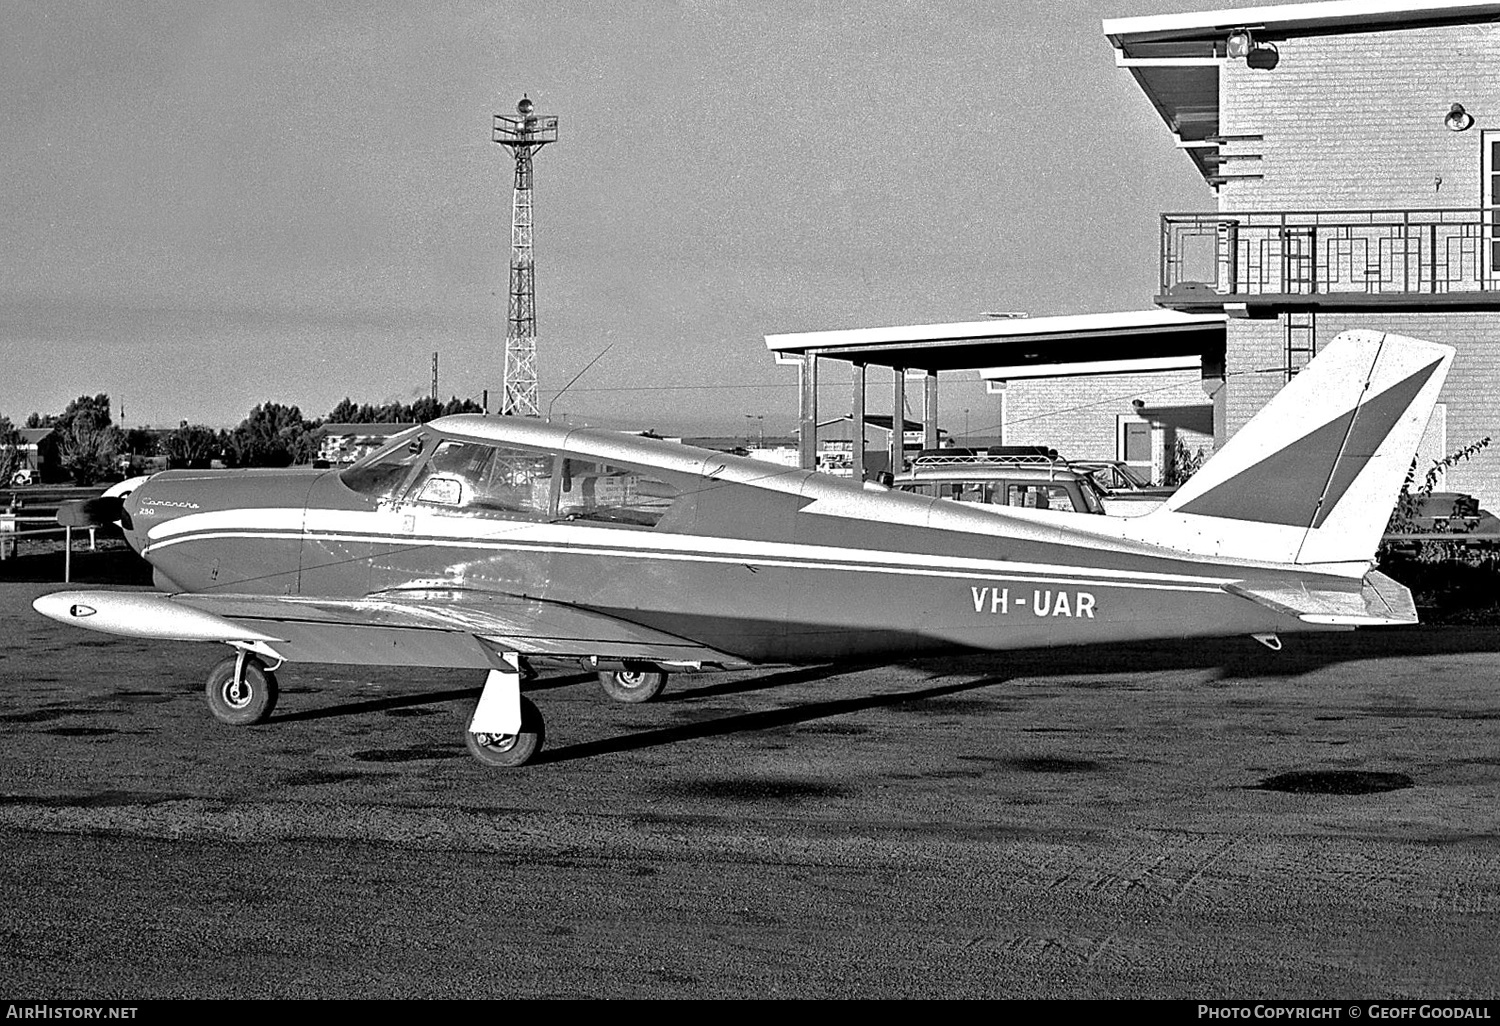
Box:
[492,94,559,417]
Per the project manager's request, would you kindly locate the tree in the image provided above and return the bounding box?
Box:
[0,414,21,485]
[227,402,313,468]
[163,425,221,469]
[44,394,119,485]
[409,396,441,424]
[441,396,484,417]
[326,395,484,424]
[124,427,160,457]
[56,420,122,485]
[1164,438,1207,487]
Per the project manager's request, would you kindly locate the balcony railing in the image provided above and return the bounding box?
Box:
[1159,209,1500,307]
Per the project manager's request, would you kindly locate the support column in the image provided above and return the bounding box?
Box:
[924,370,938,450]
[851,362,866,481]
[890,367,906,477]
[1202,341,1227,451]
[798,353,819,470]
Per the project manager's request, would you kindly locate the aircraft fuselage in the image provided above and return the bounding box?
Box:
[122,450,1331,668]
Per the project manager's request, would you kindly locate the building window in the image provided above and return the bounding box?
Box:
[1485,131,1500,277]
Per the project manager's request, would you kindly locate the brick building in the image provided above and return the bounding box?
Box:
[767,1,1500,496]
[1106,0,1500,498]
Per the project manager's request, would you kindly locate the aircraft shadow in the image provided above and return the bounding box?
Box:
[657,663,848,702]
[899,625,1500,683]
[267,672,611,723]
[538,627,1500,764]
[538,673,1007,765]
[271,686,482,724]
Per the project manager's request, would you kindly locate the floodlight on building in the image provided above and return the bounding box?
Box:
[1226,29,1254,59]
[1444,103,1474,132]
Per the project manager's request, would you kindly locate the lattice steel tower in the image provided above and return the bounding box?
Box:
[492,94,559,417]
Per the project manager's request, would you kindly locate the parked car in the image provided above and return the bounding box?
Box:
[893,447,1107,515]
[1069,460,1177,517]
[1396,492,1500,535]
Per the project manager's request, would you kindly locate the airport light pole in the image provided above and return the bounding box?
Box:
[493,95,559,417]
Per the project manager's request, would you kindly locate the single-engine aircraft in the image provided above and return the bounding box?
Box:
[34,330,1451,768]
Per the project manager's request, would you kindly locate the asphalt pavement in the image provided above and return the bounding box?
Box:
[2,578,1498,999]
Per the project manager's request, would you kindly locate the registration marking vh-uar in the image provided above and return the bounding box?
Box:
[33,330,1450,767]
[969,586,1096,617]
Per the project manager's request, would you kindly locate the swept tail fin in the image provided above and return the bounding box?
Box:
[1154,329,1453,567]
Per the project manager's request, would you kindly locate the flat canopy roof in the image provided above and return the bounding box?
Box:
[1104,0,1500,44]
[1104,0,1500,180]
[765,309,1227,375]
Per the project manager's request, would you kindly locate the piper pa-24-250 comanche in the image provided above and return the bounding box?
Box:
[35,330,1451,768]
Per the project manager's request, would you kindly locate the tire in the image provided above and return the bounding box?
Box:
[204,654,279,726]
[598,667,668,704]
[465,695,544,768]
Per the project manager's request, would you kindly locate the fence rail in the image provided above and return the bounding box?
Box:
[1160,208,1500,301]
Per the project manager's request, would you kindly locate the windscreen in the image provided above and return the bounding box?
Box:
[339,428,428,500]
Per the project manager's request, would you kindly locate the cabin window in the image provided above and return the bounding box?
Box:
[339,428,428,500]
[557,458,678,527]
[406,441,554,516]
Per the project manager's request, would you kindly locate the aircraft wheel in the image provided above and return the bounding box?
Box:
[598,667,667,704]
[465,696,545,768]
[204,654,278,726]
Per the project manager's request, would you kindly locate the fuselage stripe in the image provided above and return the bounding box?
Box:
[143,526,1231,594]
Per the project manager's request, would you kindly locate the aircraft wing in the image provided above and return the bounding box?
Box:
[38,587,740,670]
[181,588,743,667]
[1224,570,1417,627]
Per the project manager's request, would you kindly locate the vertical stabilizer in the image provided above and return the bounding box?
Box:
[1154,330,1453,568]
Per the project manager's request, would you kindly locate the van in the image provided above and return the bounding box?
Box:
[893,448,1107,515]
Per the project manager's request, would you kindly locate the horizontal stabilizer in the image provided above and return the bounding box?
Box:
[1225,570,1417,626]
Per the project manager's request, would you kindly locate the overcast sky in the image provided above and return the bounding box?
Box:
[0,0,1271,435]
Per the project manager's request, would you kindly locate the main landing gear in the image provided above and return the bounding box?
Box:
[204,652,279,726]
[196,650,670,769]
[597,665,669,704]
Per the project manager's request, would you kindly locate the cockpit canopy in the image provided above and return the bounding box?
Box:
[339,426,681,527]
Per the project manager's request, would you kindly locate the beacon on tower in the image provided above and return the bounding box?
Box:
[492,94,559,417]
